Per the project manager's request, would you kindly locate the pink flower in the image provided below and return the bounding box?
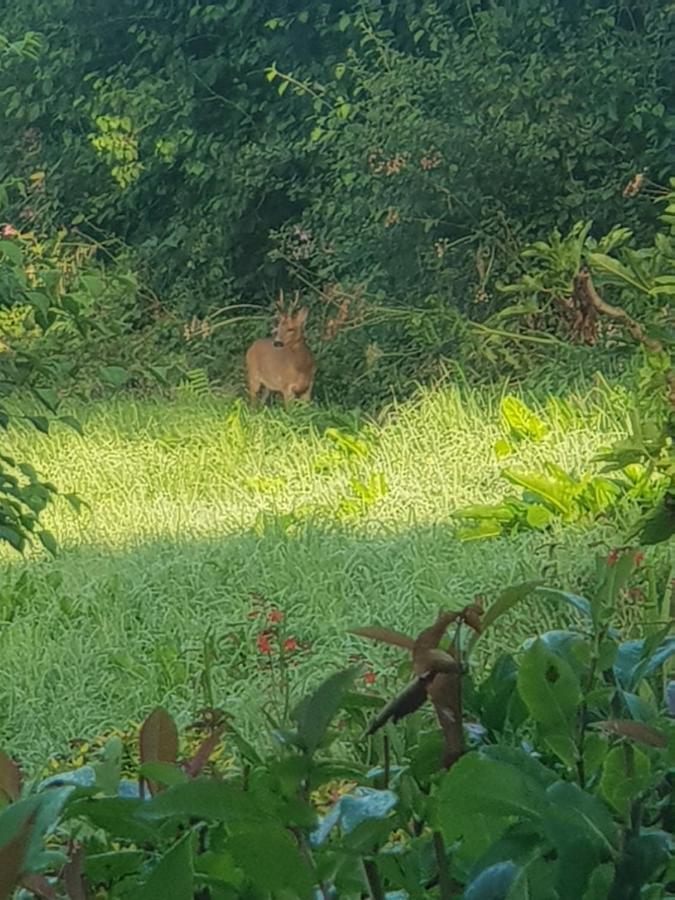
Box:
[256,633,273,655]
[283,638,298,654]
[268,609,284,624]
[1,224,18,238]
[364,672,377,686]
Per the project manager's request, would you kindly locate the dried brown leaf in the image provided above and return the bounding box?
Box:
[183,727,225,779]
[0,815,33,900]
[349,626,414,651]
[63,845,88,900]
[20,875,57,899]
[428,672,464,768]
[413,648,461,677]
[139,708,178,796]
[414,611,458,656]
[594,719,667,749]
[365,677,431,736]
[0,750,21,804]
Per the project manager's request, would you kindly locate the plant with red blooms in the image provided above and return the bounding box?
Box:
[256,633,273,655]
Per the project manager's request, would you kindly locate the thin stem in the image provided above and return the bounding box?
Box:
[433,831,454,900]
[363,858,385,900]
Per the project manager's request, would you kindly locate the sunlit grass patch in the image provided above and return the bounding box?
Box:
[0,381,644,764]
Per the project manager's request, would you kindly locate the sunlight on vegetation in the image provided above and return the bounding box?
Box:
[0,384,648,766]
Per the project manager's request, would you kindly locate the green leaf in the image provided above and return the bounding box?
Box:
[138,762,188,788]
[140,779,262,824]
[0,526,25,553]
[437,751,548,850]
[100,366,129,388]
[582,864,615,899]
[0,240,23,266]
[494,438,514,460]
[464,861,520,899]
[517,639,581,767]
[38,530,57,556]
[600,745,651,816]
[500,396,547,441]
[32,387,60,414]
[526,504,554,528]
[467,582,539,655]
[502,469,572,516]
[291,667,359,754]
[132,832,193,900]
[226,825,313,898]
[59,415,84,436]
[26,416,49,434]
[594,551,636,628]
[94,736,123,795]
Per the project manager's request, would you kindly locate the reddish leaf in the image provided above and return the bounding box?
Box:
[20,875,57,899]
[183,727,225,779]
[414,648,461,677]
[0,750,21,804]
[62,845,88,900]
[594,719,667,749]
[349,626,414,650]
[428,672,464,769]
[139,708,178,796]
[365,677,430,736]
[0,815,34,900]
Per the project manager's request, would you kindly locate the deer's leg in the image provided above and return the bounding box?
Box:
[297,384,312,403]
[247,371,263,404]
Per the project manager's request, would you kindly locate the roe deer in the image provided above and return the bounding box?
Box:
[246,305,316,405]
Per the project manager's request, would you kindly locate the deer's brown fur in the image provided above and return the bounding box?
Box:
[245,306,316,405]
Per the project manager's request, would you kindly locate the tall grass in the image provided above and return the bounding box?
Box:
[0,380,643,765]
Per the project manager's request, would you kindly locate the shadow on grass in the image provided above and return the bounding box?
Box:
[0,518,617,766]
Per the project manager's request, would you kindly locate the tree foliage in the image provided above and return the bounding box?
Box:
[1,1,674,398]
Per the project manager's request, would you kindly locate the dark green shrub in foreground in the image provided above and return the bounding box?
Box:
[0,553,673,898]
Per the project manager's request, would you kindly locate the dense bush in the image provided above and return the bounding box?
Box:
[0,560,673,898]
[1,1,674,399]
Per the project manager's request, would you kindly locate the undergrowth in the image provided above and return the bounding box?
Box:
[0,380,668,766]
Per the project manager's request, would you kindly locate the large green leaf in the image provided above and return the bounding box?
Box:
[131,832,193,900]
[600,745,651,816]
[517,639,581,767]
[140,779,263,824]
[436,751,549,851]
[501,469,573,515]
[226,824,313,898]
[467,582,539,654]
[292,667,359,754]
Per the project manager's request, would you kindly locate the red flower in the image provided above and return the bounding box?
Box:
[607,549,620,566]
[268,609,284,624]
[283,638,298,654]
[364,672,377,686]
[256,633,273,655]
[634,551,645,566]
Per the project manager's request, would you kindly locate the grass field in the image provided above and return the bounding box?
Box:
[0,378,650,766]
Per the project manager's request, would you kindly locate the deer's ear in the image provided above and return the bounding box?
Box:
[296,307,309,325]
